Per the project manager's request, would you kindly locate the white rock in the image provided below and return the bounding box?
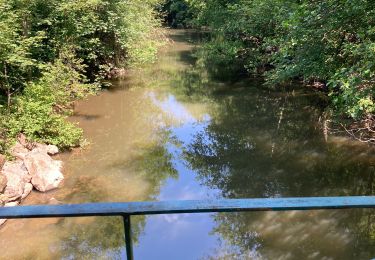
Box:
[46,145,59,155]
[21,183,33,199]
[24,150,64,192]
[32,143,59,155]
[2,161,31,201]
[5,201,19,207]
[10,142,30,161]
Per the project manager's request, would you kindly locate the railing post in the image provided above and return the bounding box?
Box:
[123,215,134,260]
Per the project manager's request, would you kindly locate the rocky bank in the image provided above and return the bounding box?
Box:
[0,135,64,226]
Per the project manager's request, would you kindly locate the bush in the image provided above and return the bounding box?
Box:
[182,0,375,121]
[3,55,96,148]
[0,0,164,151]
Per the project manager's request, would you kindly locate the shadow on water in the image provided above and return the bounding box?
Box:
[183,85,375,198]
[175,41,375,259]
[179,49,197,65]
[153,31,375,259]
[179,81,375,259]
[167,29,205,44]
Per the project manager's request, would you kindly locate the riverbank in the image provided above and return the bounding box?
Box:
[0,135,63,226]
[168,1,375,141]
[0,0,164,157]
[0,27,170,229]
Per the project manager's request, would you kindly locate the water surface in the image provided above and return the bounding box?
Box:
[0,30,375,260]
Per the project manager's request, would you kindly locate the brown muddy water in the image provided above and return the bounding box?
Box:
[0,30,375,260]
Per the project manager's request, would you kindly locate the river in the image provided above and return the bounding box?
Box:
[0,29,375,260]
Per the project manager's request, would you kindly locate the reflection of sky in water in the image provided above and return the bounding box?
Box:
[136,213,218,260]
[148,92,210,124]
[136,93,221,259]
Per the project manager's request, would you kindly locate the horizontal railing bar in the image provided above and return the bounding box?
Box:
[0,196,374,219]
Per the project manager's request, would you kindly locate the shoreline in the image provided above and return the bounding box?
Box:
[0,134,63,226]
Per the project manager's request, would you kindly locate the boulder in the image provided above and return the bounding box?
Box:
[17,133,36,150]
[46,145,59,155]
[5,201,19,207]
[10,142,30,161]
[2,161,31,201]
[32,144,59,156]
[24,150,64,192]
[0,175,7,193]
[21,183,33,199]
[0,194,9,205]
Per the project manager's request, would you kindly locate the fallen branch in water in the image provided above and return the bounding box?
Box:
[339,117,375,143]
[323,116,375,144]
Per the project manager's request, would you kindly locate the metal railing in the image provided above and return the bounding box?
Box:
[1,196,375,260]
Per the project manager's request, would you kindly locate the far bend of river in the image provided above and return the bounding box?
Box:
[1,30,375,260]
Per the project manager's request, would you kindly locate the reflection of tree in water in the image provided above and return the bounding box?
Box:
[58,217,125,259]
[57,130,177,259]
[184,84,375,198]
[170,67,211,103]
[180,72,375,258]
[119,131,178,199]
[202,209,375,260]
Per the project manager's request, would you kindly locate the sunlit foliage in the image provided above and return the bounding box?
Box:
[0,0,163,152]
[168,0,375,124]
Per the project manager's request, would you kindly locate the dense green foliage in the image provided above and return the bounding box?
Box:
[2,0,374,151]
[161,0,194,28]
[0,0,163,152]
[172,0,375,127]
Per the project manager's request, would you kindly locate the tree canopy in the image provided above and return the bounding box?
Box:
[0,0,164,152]
[165,0,375,141]
[1,0,375,152]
